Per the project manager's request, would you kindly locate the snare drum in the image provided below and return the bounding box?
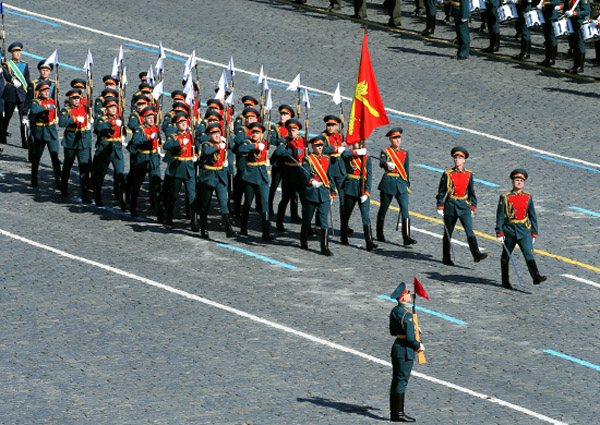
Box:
[498,4,518,24]
[552,17,574,39]
[470,0,487,14]
[581,20,600,42]
[525,9,546,28]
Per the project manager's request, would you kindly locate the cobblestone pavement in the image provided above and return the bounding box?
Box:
[0,1,599,424]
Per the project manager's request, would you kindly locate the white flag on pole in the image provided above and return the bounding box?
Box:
[262,75,269,93]
[286,73,300,92]
[225,90,235,106]
[332,83,342,105]
[154,56,164,79]
[82,49,93,73]
[122,66,128,86]
[152,80,164,101]
[111,57,119,78]
[265,89,273,112]
[183,50,196,79]
[227,57,235,79]
[158,41,166,59]
[147,65,155,86]
[257,65,264,85]
[43,50,58,67]
[118,45,124,67]
[303,87,310,109]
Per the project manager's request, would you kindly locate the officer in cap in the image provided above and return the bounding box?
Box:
[377,127,417,246]
[268,104,296,216]
[388,282,424,422]
[29,81,61,189]
[301,135,337,256]
[436,147,487,265]
[94,76,119,118]
[58,89,92,202]
[232,107,260,217]
[1,41,33,148]
[238,122,273,241]
[496,169,547,289]
[197,122,236,238]
[32,60,56,100]
[322,115,349,233]
[233,95,259,129]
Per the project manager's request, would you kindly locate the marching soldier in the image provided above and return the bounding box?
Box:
[322,115,349,234]
[32,60,56,100]
[436,147,488,265]
[388,282,424,423]
[29,81,61,189]
[197,122,235,238]
[162,112,200,230]
[233,95,259,129]
[162,101,190,138]
[340,143,378,251]
[564,0,591,73]
[232,107,260,217]
[128,94,150,131]
[238,122,273,241]
[275,118,307,231]
[1,42,33,148]
[58,89,92,202]
[376,128,417,246]
[451,0,471,59]
[93,97,127,210]
[128,105,163,221]
[300,135,337,256]
[268,104,295,217]
[94,76,119,118]
[496,169,547,289]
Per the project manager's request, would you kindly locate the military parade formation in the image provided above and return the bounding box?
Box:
[0,12,556,419]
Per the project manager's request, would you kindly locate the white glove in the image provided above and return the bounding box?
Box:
[437,209,444,217]
[85,123,91,131]
[554,5,562,10]
[182,138,190,145]
[461,18,468,22]
[418,344,425,352]
[89,117,94,125]
[532,237,536,245]
[536,2,543,9]
[266,159,271,166]
[360,194,369,204]
[192,155,198,163]
[150,132,157,139]
[47,104,56,110]
[497,236,505,244]
[258,142,266,151]
[337,146,346,154]
[76,116,85,123]
[386,161,396,170]
[354,148,367,156]
[471,210,475,218]
[565,10,574,18]
[311,180,322,188]
[186,124,192,131]
[158,146,165,158]
[120,136,125,143]
[115,119,122,127]
[12,78,22,88]
[220,136,227,142]
[296,148,303,157]
[223,160,229,168]
[21,117,29,126]
[219,142,226,149]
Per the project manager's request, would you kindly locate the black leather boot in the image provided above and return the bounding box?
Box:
[165,202,174,227]
[468,236,488,262]
[155,192,165,224]
[578,52,585,73]
[222,214,236,237]
[527,259,547,285]
[276,202,286,232]
[442,234,454,265]
[397,392,416,422]
[240,205,250,236]
[320,228,333,256]
[190,202,200,232]
[290,196,302,222]
[501,261,513,290]
[402,218,417,246]
[376,219,386,242]
[514,38,531,60]
[363,225,378,251]
[390,393,401,422]
[340,211,349,245]
[567,51,581,74]
[261,213,273,241]
[300,223,309,249]
[199,209,209,239]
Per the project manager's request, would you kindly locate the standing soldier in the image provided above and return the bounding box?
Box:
[93,97,127,210]
[513,0,533,60]
[58,89,92,202]
[422,0,438,35]
[162,112,200,230]
[451,0,471,59]
[481,0,501,52]
[29,81,61,189]
[496,169,547,289]
[436,147,488,265]
[197,122,235,239]
[564,0,591,73]
[238,122,273,241]
[388,282,424,423]
[376,128,417,246]
[128,105,163,221]
[300,135,337,256]
[340,143,378,251]
[268,104,295,217]
[322,115,349,234]
[275,118,307,231]
[32,61,56,100]
[1,42,33,148]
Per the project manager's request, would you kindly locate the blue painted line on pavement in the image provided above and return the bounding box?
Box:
[534,154,600,174]
[216,243,297,270]
[378,295,468,325]
[569,206,600,217]
[124,43,186,62]
[416,164,500,187]
[21,52,82,71]
[544,350,600,371]
[387,114,462,135]
[70,197,148,222]
[6,10,62,27]
[248,78,321,96]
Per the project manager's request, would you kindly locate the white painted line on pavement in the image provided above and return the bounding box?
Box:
[0,227,568,425]
[411,227,469,247]
[5,3,600,170]
[562,274,600,289]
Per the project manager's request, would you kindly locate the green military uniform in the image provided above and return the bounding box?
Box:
[452,0,471,59]
[322,115,348,233]
[538,0,563,66]
[58,89,92,202]
[565,0,591,73]
[268,105,295,216]
[495,169,547,289]
[389,282,421,423]
[232,107,260,217]
[29,81,61,189]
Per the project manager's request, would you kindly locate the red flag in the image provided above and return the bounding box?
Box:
[346,32,389,145]
[413,277,429,300]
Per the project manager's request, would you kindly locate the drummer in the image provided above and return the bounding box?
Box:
[537,0,563,66]
[564,0,591,74]
[514,0,533,60]
[482,0,501,53]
